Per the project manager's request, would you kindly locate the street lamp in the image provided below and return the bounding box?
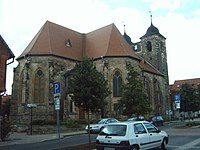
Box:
[0,116,3,141]
[27,103,37,135]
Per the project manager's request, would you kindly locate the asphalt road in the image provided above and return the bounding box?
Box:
[0,134,97,150]
[1,121,200,150]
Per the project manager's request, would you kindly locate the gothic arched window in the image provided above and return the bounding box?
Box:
[34,70,45,103]
[146,41,152,52]
[113,71,122,97]
[19,70,25,104]
[145,81,151,103]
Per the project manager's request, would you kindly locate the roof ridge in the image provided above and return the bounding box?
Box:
[105,23,115,56]
[17,22,46,60]
[46,21,52,54]
[0,35,15,59]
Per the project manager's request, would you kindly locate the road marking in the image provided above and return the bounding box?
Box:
[174,137,200,150]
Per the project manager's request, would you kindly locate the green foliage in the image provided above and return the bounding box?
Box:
[0,117,11,140]
[63,119,82,128]
[180,83,200,112]
[68,57,110,113]
[32,120,56,125]
[119,62,151,117]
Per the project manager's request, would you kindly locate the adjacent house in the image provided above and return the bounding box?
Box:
[0,35,15,116]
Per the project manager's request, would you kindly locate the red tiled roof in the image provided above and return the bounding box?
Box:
[84,23,140,59]
[171,78,200,91]
[18,21,83,60]
[0,35,15,59]
[17,21,140,61]
[139,59,164,76]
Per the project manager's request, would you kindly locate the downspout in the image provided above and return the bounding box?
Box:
[1,57,14,108]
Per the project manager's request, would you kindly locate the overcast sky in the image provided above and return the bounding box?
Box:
[1,0,200,94]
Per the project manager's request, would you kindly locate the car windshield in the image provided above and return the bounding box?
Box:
[99,125,127,136]
[92,119,102,124]
[98,119,108,124]
[157,116,163,120]
[128,117,137,121]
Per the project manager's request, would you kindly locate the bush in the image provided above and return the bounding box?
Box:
[0,117,11,141]
[186,121,200,127]
[63,119,83,128]
[32,120,56,125]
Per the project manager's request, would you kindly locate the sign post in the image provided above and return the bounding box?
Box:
[53,82,61,149]
[174,94,181,109]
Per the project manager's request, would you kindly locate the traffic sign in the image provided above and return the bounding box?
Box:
[174,94,180,102]
[53,82,61,149]
[53,82,60,110]
[54,82,60,94]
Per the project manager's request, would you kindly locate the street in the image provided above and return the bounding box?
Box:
[0,121,200,150]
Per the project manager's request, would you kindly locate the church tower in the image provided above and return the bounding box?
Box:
[137,15,169,85]
[123,15,170,115]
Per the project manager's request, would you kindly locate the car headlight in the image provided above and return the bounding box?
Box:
[160,131,168,137]
[92,126,99,129]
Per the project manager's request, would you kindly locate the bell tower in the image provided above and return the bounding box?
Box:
[139,15,169,85]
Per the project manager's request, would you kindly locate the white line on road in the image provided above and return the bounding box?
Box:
[174,137,200,150]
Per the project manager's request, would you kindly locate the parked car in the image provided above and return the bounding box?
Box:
[96,121,168,150]
[127,116,145,121]
[149,115,164,126]
[85,118,119,133]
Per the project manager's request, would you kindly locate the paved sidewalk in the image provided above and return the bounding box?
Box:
[0,130,86,146]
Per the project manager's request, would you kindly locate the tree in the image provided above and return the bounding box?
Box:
[68,57,110,145]
[180,83,200,125]
[196,84,200,111]
[180,83,196,112]
[119,62,151,118]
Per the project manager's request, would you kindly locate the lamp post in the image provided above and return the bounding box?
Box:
[0,116,2,141]
[27,103,37,135]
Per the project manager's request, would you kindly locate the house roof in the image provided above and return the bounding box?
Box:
[140,23,166,39]
[170,78,200,91]
[17,21,83,60]
[17,21,163,77]
[17,21,140,61]
[139,59,164,76]
[0,35,15,60]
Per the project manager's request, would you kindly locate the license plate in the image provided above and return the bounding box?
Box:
[104,148,115,150]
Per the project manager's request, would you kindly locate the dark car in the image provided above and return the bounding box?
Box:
[149,115,164,126]
[127,116,145,121]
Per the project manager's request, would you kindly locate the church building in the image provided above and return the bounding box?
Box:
[11,20,169,121]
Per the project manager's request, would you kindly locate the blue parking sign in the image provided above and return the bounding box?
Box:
[54,82,60,94]
[174,94,180,102]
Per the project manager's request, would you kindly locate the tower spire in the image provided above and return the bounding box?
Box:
[149,11,152,25]
[124,24,126,34]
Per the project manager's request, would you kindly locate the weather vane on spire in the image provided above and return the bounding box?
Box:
[149,11,153,24]
[124,24,126,34]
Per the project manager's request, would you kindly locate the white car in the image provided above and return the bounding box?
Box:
[85,118,119,133]
[96,121,168,150]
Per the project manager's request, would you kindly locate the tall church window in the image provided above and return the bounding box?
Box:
[146,41,152,51]
[113,71,122,97]
[34,69,45,103]
[153,79,162,114]
[145,81,151,103]
[19,70,25,104]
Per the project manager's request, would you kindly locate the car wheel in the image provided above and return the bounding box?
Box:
[161,138,167,150]
[132,145,139,150]
[100,127,104,132]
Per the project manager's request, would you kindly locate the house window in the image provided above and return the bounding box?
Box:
[65,39,72,47]
[146,41,152,52]
[113,71,122,97]
[34,70,45,103]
